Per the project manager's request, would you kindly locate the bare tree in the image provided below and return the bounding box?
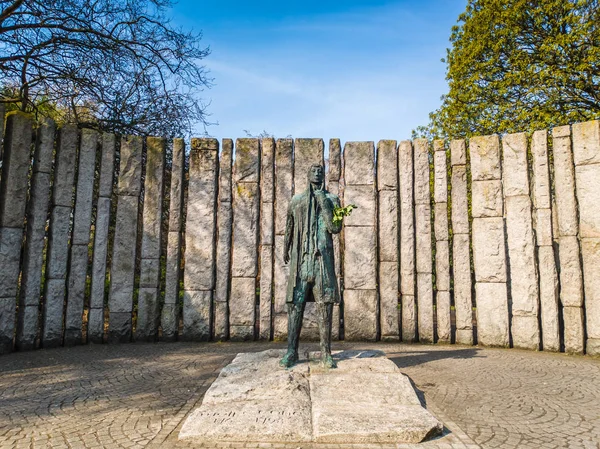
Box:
[0,0,211,136]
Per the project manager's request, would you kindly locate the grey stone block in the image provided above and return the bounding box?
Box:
[71,129,98,245]
[0,227,24,297]
[558,235,583,307]
[136,287,159,341]
[343,141,375,186]
[261,137,275,203]
[229,277,256,327]
[98,133,116,198]
[377,140,398,190]
[436,290,451,343]
[343,185,375,227]
[294,138,324,194]
[64,244,89,345]
[169,138,186,228]
[33,117,56,174]
[562,306,584,354]
[472,217,507,283]
[108,312,132,343]
[160,303,179,342]
[434,202,448,242]
[343,226,377,290]
[435,239,450,291]
[581,238,600,345]
[87,308,105,344]
[433,149,448,204]
[575,164,600,238]
[328,139,342,181]
[450,139,466,166]
[0,297,16,354]
[511,314,540,350]
[214,300,229,341]
[275,139,293,235]
[413,139,430,205]
[451,165,469,235]
[233,138,260,183]
[141,136,165,257]
[259,245,273,340]
[46,205,72,280]
[231,182,259,278]
[531,130,552,210]
[475,282,509,347]
[343,289,377,341]
[260,201,274,245]
[42,278,67,347]
[455,329,473,346]
[401,294,416,342]
[117,135,143,196]
[415,203,433,274]
[453,234,473,335]
[16,305,39,350]
[472,180,503,218]
[378,189,398,262]
[273,235,289,314]
[379,261,399,340]
[572,120,600,166]
[502,132,529,197]
[182,290,212,341]
[90,197,111,310]
[537,246,560,352]
[534,208,554,247]
[417,272,434,343]
[229,325,254,341]
[139,258,160,288]
[214,202,232,303]
[469,134,501,181]
[552,131,579,236]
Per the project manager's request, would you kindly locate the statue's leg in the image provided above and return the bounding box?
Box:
[317,301,336,368]
[280,282,307,368]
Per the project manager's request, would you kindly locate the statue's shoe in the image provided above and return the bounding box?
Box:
[321,353,337,369]
[279,351,298,368]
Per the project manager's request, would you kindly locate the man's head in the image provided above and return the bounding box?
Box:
[308,164,324,185]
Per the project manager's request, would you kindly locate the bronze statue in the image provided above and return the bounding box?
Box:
[280,164,342,369]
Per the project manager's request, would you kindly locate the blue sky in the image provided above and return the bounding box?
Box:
[170,0,467,141]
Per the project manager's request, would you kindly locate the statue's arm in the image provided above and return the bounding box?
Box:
[317,193,342,235]
[284,204,293,264]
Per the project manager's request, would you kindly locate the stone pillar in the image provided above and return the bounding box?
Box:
[42,124,78,348]
[502,133,540,350]
[572,120,600,355]
[399,140,416,342]
[230,138,260,341]
[183,138,218,341]
[433,140,451,343]
[213,139,233,341]
[273,139,293,339]
[343,141,377,341]
[259,138,275,340]
[136,137,166,341]
[88,133,116,343]
[377,140,399,341]
[0,112,34,353]
[413,139,434,343]
[16,118,55,350]
[108,135,143,343]
[64,129,98,346]
[552,125,585,353]
[450,139,473,345]
[531,130,560,351]
[327,139,342,341]
[469,135,509,347]
[294,138,325,340]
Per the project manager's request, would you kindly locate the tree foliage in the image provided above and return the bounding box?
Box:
[417,0,600,139]
[0,0,211,136]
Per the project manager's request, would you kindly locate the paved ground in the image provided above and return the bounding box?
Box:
[0,341,599,449]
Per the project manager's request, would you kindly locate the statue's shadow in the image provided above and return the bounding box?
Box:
[332,349,386,361]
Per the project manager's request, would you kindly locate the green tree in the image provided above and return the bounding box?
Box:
[417,0,600,139]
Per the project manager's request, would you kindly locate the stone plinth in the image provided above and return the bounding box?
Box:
[179,349,442,444]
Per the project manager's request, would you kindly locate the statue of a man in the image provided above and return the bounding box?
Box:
[280,164,342,369]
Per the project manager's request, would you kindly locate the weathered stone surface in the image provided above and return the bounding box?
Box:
[450,139,467,166]
[231,182,259,278]
[230,325,254,341]
[272,312,287,340]
[401,294,417,342]
[42,278,67,347]
[343,141,375,186]
[71,129,98,245]
[185,144,218,289]
[294,138,324,194]
[32,117,56,174]
[469,134,501,181]
[260,137,275,203]
[511,315,540,350]
[378,189,398,262]
[531,130,552,210]
[434,202,448,242]
[343,185,375,227]
[0,297,16,353]
[575,164,600,238]
[87,308,104,344]
[273,235,289,314]
[98,133,116,198]
[139,258,160,288]
[182,290,212,341]
[537,246,560,352]
[339,290,378,341]
[456,329,473,346]
[475,282,509,347]
[580,238,600,346]
[136,288,159,341]
[379,261,399,340]
[343,226,376,290]
[213,300,229,341]
[572,120,600,166]
[331,304,340,341]
[90,201,111,312]
[108,312,132,343]
[259,245,273,340]
[399,140,415,295]
[552,129,579,236]
[233,138,260,183]
[471,180,503,218]
[117,135,143,196]
[377,140,398,190]
[562,306,585,354]
[0,227,23,298]
[505,195,538,316]
[417,272,434,343]
[558,235,584,307]
[169,139,186,228]
[0,112,34,227]
[328,139,341,181]
[109,195,139,313]
[214,203,232,303]
[434,149,448,204]
[534,208,554,247]
[413,139,430,205]
[275,139,293,235]
[453,234,473,339]
[260,201,274,245]
[45,205,72,280]
[587,339,600,356]
[435,239,450,291]
[472,217,507,283]
[451,165,469,235]
[16,305,39,351]
[230,277,256,327]
[140,136,165,257]
[64,244,89,345]
[415,203,433,274]
[436,291,451,343]
[502,132,529,197]
[160,303,178,342]
[162,233,181,336]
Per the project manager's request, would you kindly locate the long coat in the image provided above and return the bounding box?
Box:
[284,185,342,304]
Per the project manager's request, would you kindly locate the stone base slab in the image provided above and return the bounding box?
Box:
[180,349,442,444]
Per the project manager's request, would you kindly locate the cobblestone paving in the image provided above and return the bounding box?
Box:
[0,342,598,449]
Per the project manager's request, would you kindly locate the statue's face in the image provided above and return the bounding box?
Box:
[308,165,324,184]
